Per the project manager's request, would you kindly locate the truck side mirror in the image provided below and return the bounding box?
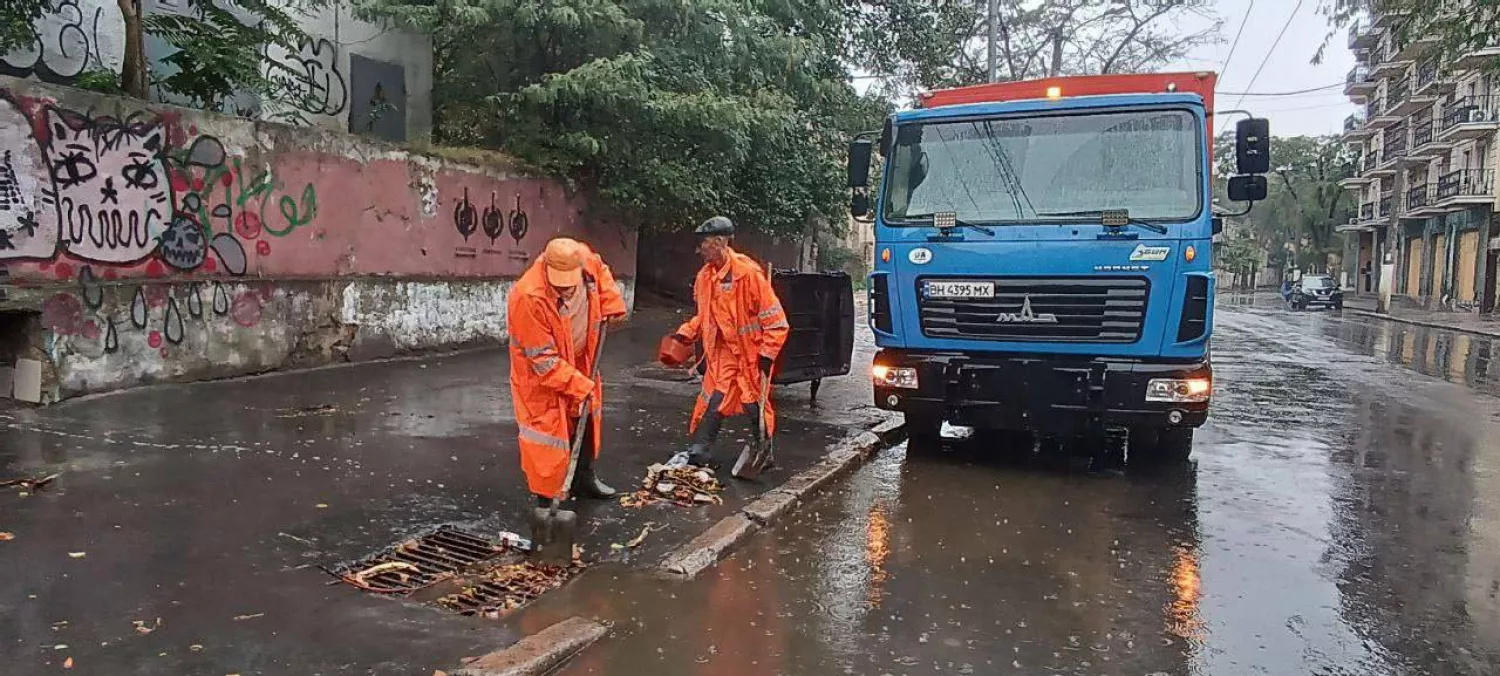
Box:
[851,192,871,218]
[1235,118,1271,175]
[1228,175,1267,202]
[848,139,873,188]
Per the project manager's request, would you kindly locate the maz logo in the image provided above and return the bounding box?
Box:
[996,296,1058,323]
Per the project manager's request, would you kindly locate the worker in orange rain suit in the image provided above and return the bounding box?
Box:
[507,237,628,507]
[662,216,790,469]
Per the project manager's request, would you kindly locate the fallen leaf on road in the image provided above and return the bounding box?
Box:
[232,613,263,621]
[315,503,329,509]
[133,618,161,635]
[348,561,419,587]
[54,644,67,650]
[434,671,450,676]
[190,644,204,652]
[0,532,14,541]
[63,657,73,669]
[626,523,655,548]
[68,552,86,559]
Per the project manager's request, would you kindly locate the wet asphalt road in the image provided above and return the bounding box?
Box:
[545,297,1500,676]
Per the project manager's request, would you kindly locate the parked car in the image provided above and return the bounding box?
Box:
[1291,274,1344,310]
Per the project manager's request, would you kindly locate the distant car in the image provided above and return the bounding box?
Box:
[1291,275,1343,310]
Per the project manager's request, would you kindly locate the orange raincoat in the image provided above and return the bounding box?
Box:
[507,245,627,498]
[676,247,789,436]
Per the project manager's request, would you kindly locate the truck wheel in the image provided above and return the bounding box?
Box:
[904,412,943,450]
[1130,428,1194,465]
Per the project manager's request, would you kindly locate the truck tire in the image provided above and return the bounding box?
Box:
[1131,428,1194,465]
[904,412,943,449]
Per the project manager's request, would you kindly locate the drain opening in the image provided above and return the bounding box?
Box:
[436,563,578,618]
[337,526,508,594]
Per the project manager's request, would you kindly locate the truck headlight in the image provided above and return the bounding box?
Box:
[1146,378,1211,403]
[872,365,919,389]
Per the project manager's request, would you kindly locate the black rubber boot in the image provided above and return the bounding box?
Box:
[572,450,617,499]
[534,493,554,508]
[676,405,726,468]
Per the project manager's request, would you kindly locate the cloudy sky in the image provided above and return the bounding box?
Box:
[1169,0,1359,138]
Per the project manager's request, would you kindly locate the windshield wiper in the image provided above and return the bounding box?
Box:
[906,212,995,236]
[1033,209,1168,235]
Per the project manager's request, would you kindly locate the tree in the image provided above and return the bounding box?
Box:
[0,0,47,54]
[851,0,1223,98]
[357,0,890,237]
[1315,0,1499,72]
[1215,133,1357,273]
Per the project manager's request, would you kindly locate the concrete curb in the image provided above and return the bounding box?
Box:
[656,420,905,580]
[1349,309,1500,340]
[451,616,608,676]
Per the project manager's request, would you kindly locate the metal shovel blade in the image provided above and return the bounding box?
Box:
[527,506,577,567]
[731,442,761,479]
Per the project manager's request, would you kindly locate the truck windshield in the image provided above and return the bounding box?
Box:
[883,109,1202,225]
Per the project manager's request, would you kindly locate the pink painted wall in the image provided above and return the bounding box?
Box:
[0,80,637,290]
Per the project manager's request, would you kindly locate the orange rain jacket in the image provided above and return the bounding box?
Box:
[675,247,790,436]
[507,245,627,498]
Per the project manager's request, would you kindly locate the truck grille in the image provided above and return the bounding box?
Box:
[917,277,1149,343]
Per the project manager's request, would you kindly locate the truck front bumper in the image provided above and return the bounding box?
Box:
[873,349,1211,431]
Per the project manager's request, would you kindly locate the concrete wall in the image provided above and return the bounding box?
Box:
[0,78,635,402]
[2,0,434,142]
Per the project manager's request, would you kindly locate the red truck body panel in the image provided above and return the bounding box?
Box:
[917,72,1219,161]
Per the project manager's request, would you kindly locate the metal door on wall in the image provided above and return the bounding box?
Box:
[1457,231,1480,302]
[1432,233,1447,299]
[1406,238,1424,297]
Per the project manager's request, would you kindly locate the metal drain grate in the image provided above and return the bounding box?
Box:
[436,563,577,617]
[338,526,508,594]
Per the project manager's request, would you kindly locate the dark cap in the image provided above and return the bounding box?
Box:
[694,216,734,237]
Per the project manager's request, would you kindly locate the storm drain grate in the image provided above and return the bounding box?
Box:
[337,526,509,594]
[436,563,578,618]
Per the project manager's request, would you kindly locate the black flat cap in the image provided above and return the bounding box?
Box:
[695,216,734,237]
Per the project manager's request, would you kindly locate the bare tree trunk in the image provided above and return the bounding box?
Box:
[117,0,148,98]
[1048,29,1064,77]
[986,0,998,82]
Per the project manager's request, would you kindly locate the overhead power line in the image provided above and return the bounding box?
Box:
[1221,83,1345,96]
[1220,0,1255,80]
[1235,0,1305,109]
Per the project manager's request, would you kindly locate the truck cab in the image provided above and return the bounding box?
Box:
[848,72,1269,462]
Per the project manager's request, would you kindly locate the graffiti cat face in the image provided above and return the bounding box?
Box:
[39,107,171,264]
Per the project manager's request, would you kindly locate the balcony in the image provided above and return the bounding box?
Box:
[1349,22,1381,50]
[1359,201,1377,222]
[1439,95,1500,141]
[1344,113,1376,142]
[1378,193,1395,218]
[1453,38,1500,70]
[1405,183,1441,217]
[1389,76,1432,117]
[1372,39,1412,78]
[1405,118,1453,162]
[1346,65,1378,98]
[1367,96,1402,128]
[1362,149,1384,174]
[1394,31,1441,62]
[1378,131,1407,172]
[1434,168,1495,206]
[1411,60,1454,97]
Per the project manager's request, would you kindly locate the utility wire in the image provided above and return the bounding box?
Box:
[1235,0,1305,109]
[1222,83,1345,96]
[1220,0,1255,80]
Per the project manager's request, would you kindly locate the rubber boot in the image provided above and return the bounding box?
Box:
[534,493,553,508]
[675,408,726,468]
[741,402,775,471]
[572,450,617,499]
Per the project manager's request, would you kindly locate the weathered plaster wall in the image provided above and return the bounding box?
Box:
[3,0,434,142]
[0,78,636,401]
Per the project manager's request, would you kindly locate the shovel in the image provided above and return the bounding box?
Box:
[731,375,774,480]
[528,322,608,567]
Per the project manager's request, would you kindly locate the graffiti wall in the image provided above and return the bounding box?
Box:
[0,77,635,401]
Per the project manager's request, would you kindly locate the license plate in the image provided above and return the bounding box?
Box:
[925,281,994,299]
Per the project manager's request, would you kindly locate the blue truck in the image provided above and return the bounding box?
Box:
[847,72,1270,463]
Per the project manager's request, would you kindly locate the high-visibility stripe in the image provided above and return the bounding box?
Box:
[532,356,559,375]
[519,425,570,451]
[758,305,783,320]
[738,323,758,335]
[521,344,557,358]
[761,318,789,330]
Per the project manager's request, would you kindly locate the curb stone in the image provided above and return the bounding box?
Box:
[655,423,904,580]
[451,616,608,676]
[1349,309,1500,341]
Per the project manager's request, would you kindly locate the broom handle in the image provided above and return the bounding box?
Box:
[549,321,609,518]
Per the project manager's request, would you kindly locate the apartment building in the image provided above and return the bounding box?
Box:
[1339,12,1500,312]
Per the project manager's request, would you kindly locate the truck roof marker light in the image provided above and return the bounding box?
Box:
[1167,82,1178,92]
[1185,245,1197,262]
[881,248,891,263]
[1046,86,1062,99]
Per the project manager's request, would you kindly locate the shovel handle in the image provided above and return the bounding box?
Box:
[548,321,610,519]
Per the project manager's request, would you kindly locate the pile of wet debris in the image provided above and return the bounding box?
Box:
[619,463,724,508]
[331,526,585,619]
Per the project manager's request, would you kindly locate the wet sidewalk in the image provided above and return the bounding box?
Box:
[1341,295,1500,339]
[0,303,888,675]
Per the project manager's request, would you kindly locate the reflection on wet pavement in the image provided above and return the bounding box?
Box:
[553,302,1500,676]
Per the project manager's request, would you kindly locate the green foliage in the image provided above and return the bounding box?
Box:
[73,69,124,95]
[850,0,1223,97]
[357,0,889,237]
[1215,134,1356,273]
[1316,0,1500,72]
[145,0,321,109]
[0,0,46,55]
